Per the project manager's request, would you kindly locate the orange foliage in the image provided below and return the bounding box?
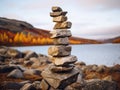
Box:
[0,32,53,46]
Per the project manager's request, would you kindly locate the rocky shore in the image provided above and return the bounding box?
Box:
[0,46,120,90]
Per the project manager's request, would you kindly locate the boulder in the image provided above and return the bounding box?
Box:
[24,51,38,60]
[53,37,69,45]
[20,83,36,90]
[0,46,8,55]
[40,79,50,90]
[0,65,18,73]
[49,55,77,66]
[50,30,71,38]
[6,48,23,58]
[52,6,62,12]
[41,66,79,89]
[24,60,33,66]
[0,81,23,90]
[50,11,67,17]
[53,16,67,22]
[54,21,72,29]
[0,55,5,62]
[50,64,74,73]
[48,45,71,57]
[7,69,24,79]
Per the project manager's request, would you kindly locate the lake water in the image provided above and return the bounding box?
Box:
[13,44,120,66]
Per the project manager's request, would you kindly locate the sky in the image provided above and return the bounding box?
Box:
[0,0,120,39]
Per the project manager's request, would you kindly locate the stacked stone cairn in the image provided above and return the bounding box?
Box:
[41,6,79,89]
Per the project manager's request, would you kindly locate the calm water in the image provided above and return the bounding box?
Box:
[13,44,120,66]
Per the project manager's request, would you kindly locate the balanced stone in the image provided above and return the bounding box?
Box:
[50,30,72,38]
[52,6,62,12]
[41,66,79,89]
[54,21,72,29]
[50,64,74,73]
[49,55,77,66]
[53,37,69,45]
[53,16,67,22]
[50,11,67,17]
[48,45,71,57]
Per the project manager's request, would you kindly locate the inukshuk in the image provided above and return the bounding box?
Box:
[41,6,79,89]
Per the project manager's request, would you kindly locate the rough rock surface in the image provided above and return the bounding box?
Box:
[50,30,71,38]
[53,16,67,22]
[48,45,71,57]
[49,55,77,66]
[53,37,69,45]
[52,6,62,12]
[41,66,79,89]
[50,11,67,17]
[54,21,72,29]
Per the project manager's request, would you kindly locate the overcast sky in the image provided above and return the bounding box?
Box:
[0,0,120,39]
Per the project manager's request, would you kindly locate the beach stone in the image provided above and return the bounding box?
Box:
[54,21,72,29]
[50,55,77,66]
[50,30,71,38]
[53,16,67,22]
[24,51,38,60]
[0,55,5,62]
[53,37,69,45]
[82,79,118,90]
[0,65,18,73]
[20,83,36,90]
[40,79,50,90]
[24,60,33,66]
[23,69,41,76]
[7,69,24,79]
[103,75,113,81]
[50,11,67,17]
[52,6,62,12]
[0,46,8,55]
[48,45,71,57]
[6,48,23,58]
[50,64,74,73]
[41,66,79,89]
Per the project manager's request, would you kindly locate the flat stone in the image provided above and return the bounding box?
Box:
[52,6,62,12]
[41,65,79,89]
[49,55,77,66]
[40,79,50,90]
[20,83,36,90]
[53,37,69,45]
[50,11,67,17]
[54,21,72,29]
[48,45,71,57]
[7,69,24,79]
[24,51,38,60]
[50,64,74,73]
[53,16,67,22]
[50,30,72,38]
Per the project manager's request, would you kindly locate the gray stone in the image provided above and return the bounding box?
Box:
[53,37,69,45]
[52,6,62,12]
[20,83,36,90]
[41,66,79,89]
[40,79,50,90]
[24,51,38,60]
[50,64,74,73]
[50,30,72,38]
[50,11,67,17]
[7,69,24,79]
[49,55,77,66]
[53,16,67,22]
[48,45,71,57]
[54,21,72,29]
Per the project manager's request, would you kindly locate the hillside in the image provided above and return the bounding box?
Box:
[0,17,102,46]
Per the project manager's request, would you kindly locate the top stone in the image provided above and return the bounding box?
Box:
[52,6,62,12]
